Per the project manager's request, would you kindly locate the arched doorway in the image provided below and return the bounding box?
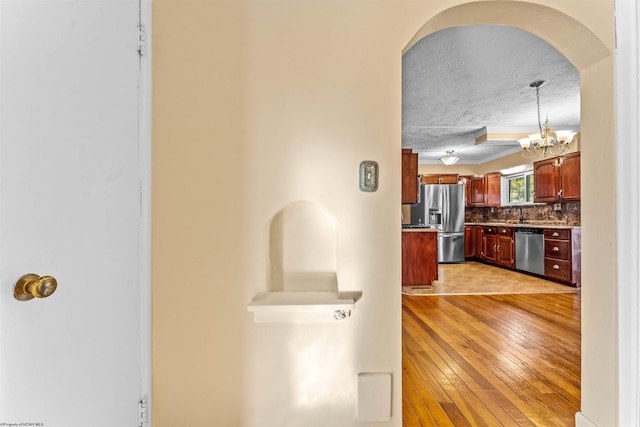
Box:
[403,2,614,425]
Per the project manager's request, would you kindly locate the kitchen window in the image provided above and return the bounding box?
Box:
[502,171,534,205]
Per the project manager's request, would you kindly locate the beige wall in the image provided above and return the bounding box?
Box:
[152,1,615,426]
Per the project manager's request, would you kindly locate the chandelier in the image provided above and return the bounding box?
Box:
[517,80,577,158]
[440,150,459,166]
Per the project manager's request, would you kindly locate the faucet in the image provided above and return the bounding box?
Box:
[517,206,525,223]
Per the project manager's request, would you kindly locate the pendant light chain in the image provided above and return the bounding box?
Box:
[536,85,544,138]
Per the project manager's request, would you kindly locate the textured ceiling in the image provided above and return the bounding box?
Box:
[402,25,580,165]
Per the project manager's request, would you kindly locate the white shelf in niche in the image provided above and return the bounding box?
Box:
[247,291,362,323]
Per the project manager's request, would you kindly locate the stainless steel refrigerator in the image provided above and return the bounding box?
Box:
[424,184,465,263]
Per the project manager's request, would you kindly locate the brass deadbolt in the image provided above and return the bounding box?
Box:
[13,274,58,301]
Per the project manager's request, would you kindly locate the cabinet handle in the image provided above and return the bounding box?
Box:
[558,189,563,197]
[552,247,560,252]
[502,229,506,234]
[552,232,559,237]
[553,264,560,270]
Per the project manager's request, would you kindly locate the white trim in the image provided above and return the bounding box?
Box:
[138,0,152,424]
[500,171,535,206]
[576,411,599,427]
[615,0,640,425]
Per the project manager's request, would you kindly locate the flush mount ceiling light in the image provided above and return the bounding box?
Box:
[517,81,577,159]
[440,150,459,166]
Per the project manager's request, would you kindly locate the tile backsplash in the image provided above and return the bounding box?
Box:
[465,201,581,225]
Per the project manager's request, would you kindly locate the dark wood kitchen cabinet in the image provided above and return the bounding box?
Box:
[473,226,483,258]
[466,173,500,207]
[402,230,438,286]
[481,226,514,269]
[559,152,581,201]
[482,227,497,263]
[534,152,581,203]
[422,174,459,184]
[544,227,581,286]
[468,176,485,206]
[495,227,515,268]
[464,226,474,257]
[402,149,418,204]
[484,172,502,206]
[533,157,559,203]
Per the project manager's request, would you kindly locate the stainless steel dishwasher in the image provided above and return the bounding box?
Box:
[515,228,544,275]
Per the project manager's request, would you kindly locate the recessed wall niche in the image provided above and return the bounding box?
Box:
[248,200,361,323]
[268,200,338,293]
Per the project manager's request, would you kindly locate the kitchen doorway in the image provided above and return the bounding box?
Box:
[400,2,615,424]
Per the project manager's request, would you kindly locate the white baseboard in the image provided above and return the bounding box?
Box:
[575,412,598,427]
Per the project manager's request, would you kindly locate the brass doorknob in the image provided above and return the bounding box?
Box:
[13,274,58,301]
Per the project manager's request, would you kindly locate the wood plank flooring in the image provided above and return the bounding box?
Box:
[402,293,581,426]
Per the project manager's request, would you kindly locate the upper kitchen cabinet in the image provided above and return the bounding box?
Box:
[422,174,459,184]
[402,149,418,204]
[467,173,500,207]
[468,176,485,207]
[533,152,580,203]
[533,157,559,202]
[484,172,501,206]
[559,152,581,201]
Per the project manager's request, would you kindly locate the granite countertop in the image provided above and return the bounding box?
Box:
[402,223,580,230]
[465,222,580,229]
[401,226,438,232]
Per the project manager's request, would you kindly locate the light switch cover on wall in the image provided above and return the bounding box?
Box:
[357,373,391,422]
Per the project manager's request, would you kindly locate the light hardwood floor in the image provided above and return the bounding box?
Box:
[402,291,581,426]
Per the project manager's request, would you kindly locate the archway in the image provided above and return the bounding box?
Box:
[403,2,613,425]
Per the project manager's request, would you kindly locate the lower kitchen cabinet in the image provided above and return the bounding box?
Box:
[473,226,483,258]
[544,228,581,286]
[464,226,474,257]
[402,230,438,286]
[467,224,580,286]
[482,226,514,268]
[482,231,497,263]
[496,230,515,269]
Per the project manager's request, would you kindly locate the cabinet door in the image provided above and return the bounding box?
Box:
[560,152,580,201]
[496,235,514,268]
[440,174,460,184]
[402,149,418,204]
[422,174,459,184]
[469,177,485,206]
[474,226,483,258]
[421,175,440,184]
[533,157,560,202]
[402,231,438,286]
[464,226,474,257]
[484,172,501,206]
[482,234,497,263]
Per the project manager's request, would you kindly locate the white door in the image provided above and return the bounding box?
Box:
[0,1,149,426]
